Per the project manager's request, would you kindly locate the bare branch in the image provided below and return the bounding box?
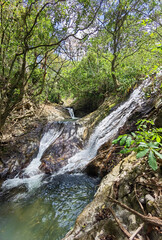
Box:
[108,197,162,228]
[129,223,145,240]
[108,207,139,240]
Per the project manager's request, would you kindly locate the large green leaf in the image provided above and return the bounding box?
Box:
[148,142,159,148]
[152,149,162,159]
[148,151,158,171]
[136,149,149,159]
[138,142,148,148]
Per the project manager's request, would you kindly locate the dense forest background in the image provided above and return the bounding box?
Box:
[0,0,161,130]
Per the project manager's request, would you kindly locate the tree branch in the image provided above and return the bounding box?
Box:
[108,197,162,227]
[129,223,144,240]
[108,207,139,240]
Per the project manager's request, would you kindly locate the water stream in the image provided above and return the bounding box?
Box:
[0,76,158,240]
[60,77,152,173]
[66,108,76,119]
[0,174,98,240]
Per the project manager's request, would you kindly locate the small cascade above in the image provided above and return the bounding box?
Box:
[66,107,77,119]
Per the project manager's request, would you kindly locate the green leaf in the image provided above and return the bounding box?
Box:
[126,136,132,147]
[148,151,158,171]
[120,136,127,146]
[152,149,162,159]
[112,139,119,144]
[112,135,123,144]
[152,136,156,140]
[136,149,149,158]
[156,135,161,143]
[131,132,136,138]
[120,148,129,154]
[148,142,159,148]
[138,142,148,148]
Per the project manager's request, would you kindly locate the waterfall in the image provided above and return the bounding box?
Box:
[2,123,64,190]
[25,125,64,176]
[59,77,153,173]
[66,108,76,119]
[2,74,159,191]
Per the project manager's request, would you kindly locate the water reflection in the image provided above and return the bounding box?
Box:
[0,174,99,240]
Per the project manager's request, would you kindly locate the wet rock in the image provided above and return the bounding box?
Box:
[0,103,74,180]
[0,168,9,179]
[40,122,84,174]
[85,144,121,177]
[0,122,44,180]
[40,103,70,121]
[78,99,118,138]
[40,159,68,174]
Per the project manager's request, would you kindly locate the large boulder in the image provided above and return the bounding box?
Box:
[63,153,162,240]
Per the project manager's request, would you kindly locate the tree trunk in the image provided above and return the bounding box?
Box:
[111,58,119,89]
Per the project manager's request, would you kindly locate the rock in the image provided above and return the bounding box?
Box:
[40,103,71,121]
[0,168,9,179]
[145,194,156,214]
[85,142,121,177]
[0,103,74,180]
[155,109,162,127]
[63,152,161,240]
[40,122,84,174]
[128,214,137,230]
[145,194,155,202]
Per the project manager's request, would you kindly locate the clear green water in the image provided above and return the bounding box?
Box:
[0,174,98,240]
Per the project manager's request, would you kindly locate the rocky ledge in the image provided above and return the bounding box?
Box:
[63,152,162,240]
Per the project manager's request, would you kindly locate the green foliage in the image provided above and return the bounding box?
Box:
[0,0,99,129]
[112,120,162,170]
[60,51,113,99]
[0,0,161,129]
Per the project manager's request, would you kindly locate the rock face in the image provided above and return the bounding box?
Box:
[40,103,71,121]
[63,153,162,240]
[0,104,71,180]
[40,121,85,174]
[0,123,43,179]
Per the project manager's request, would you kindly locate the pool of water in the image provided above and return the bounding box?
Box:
[0,174,99,240]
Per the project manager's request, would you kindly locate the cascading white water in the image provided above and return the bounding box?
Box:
[25,128,63,176]
[2,74,159,191]
[59,77,152,173]
[2,124,64,190]
[66,107,76,119]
